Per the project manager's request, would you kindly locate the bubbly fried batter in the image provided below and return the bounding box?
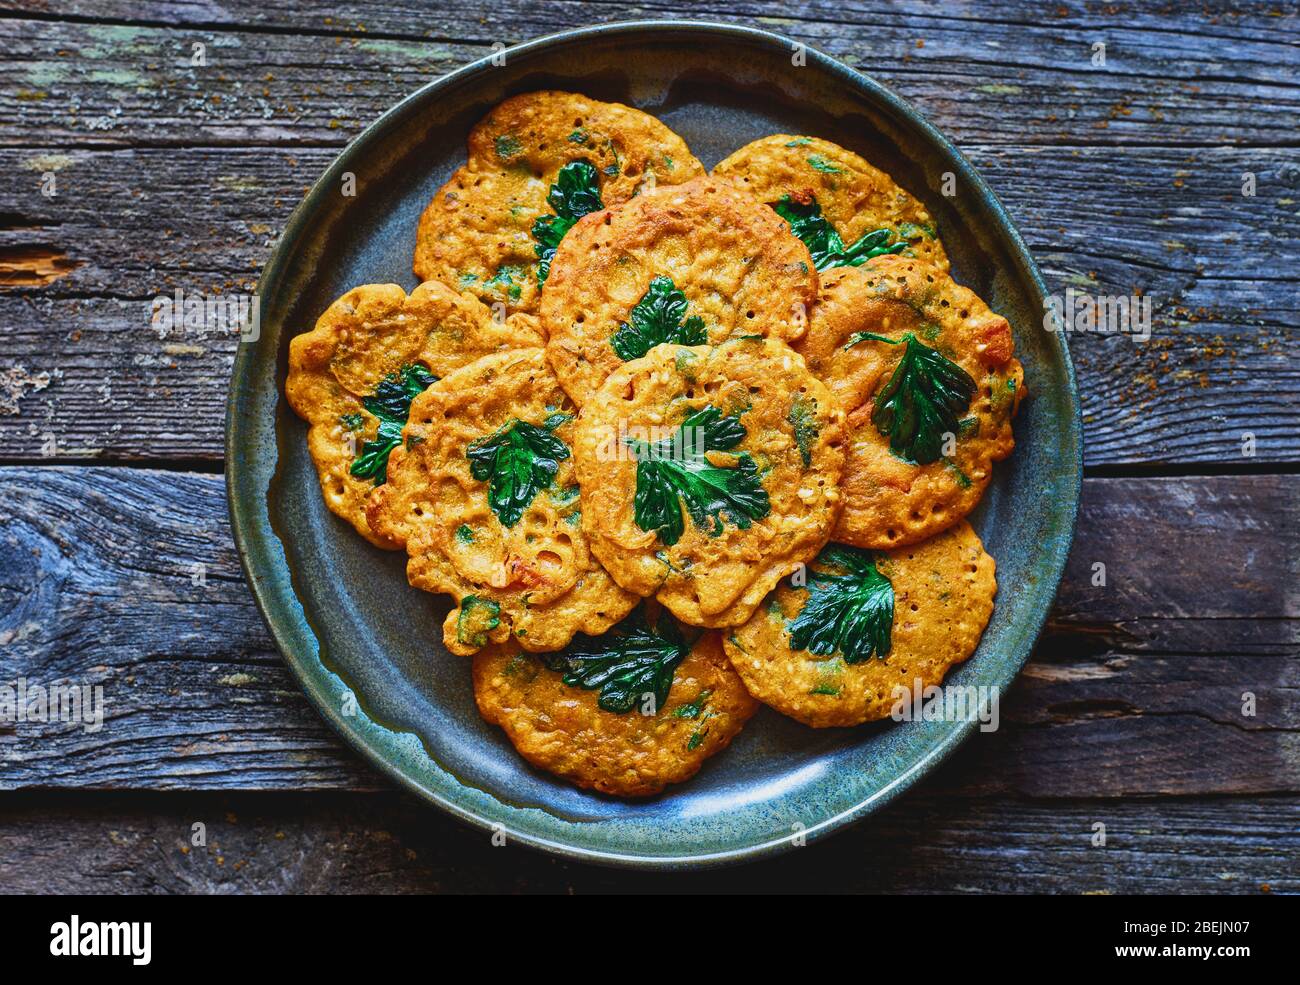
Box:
[798,255,1023,549]
[367,348,638,653]
[413,91,704,315]
[713,134,949,272]
[473,629,758,796]
[573,337,846,628]
[542,175,819,405]
[724,521,996,728]
[286,280,543,547]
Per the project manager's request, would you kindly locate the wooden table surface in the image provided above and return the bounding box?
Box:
[1,1,1297,893]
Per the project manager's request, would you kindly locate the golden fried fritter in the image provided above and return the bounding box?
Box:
[286,280,543,548]
[367,348,638,653]
[797,255,1023,550]
[413,91,704,315]
[473,628,758,797]
[724,521,996,728]
[573,337,846,629]
[713,134,949,272]
[542,175,819,404]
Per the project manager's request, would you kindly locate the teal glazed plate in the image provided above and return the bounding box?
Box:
[226,21,1082,868]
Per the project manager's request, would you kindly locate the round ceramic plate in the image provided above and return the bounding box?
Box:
[226,21,1082,868]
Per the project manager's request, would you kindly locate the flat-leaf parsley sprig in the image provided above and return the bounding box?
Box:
[466,412,572,527]
[349,364,438,484]
[788,545,895,664]
[625,405,770,547]
[541,606,690,713]
[531,160,604,285]
[843,332,977,465]
[610,276,708,361]
[772,194,906,271]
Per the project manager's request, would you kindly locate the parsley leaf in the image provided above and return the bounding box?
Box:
[787,396,820,467]
[531,160,604,286]
[625,405,769,547]
[609,276,708,361]
[466,416,571,527]
[484,264,523,301]
[674,689,712,719]
[540,607,688,713]
[494,134,522,160]
[788,545,894,664]
[772,194,907,271]
[349,364,438,484]
[807,154,842,173]
[869,333,977,465]
[457,595,501,648]
[843,330,898,350]
[686,710,717,750]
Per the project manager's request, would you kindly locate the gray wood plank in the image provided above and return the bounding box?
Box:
[0,791,1292,893]
[1,4,1296,147]
[2,467,1295,796]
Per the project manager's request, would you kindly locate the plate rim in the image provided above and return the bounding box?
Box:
[225,18,1083,869]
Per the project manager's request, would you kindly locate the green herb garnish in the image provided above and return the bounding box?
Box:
[484,264,523,301]
[348,364,438,484]
[494,135,522,160]
[788,546,894,664]
[540,607,688,713]
[686,712,716,750]
[340,412,364,431]
[626,405,770,546]
[548,484,580,507]
[610,276,708,361]
[455,524,475,544]
[773,194,907,271]
[944,459,972,488]
[869,333,977,465]
[843,330,898,350]
[457,595,501,648]
[787,396,820,467]
[674,689,712,719]
[466,415,571,527]
[807,154,842,173]
[531,160,604,286]
[897,220,936,241]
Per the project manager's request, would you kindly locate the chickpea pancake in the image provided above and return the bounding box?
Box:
[286,280,543,548]
[713,134,948,273]
[473,616,758,797]
[573,337,845,629]
[542,175,818,404]
[413,90,704,315]
[798,255,1023,550]
[367,348,637,654]
[724,522,995,728]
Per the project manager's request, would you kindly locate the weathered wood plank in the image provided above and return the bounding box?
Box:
[0,145,1295,465]
[2,468,1295,795]
[0,791,1292,893]
[1,3,1296,148]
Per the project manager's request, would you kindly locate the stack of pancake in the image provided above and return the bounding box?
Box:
[287,92,1023,797]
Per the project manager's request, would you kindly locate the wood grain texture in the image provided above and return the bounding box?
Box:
[2,467,1295,796]
[0,5,1296,466]
[0,0,1295,893]
[1,2,1296,147]
[0,791,1292,894]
